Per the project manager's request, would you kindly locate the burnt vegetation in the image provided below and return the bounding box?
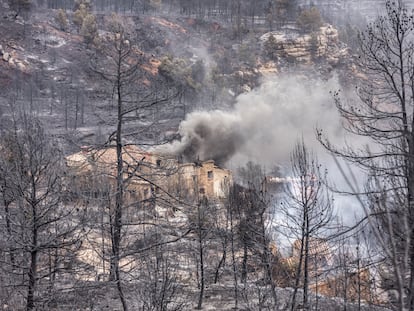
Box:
[0,0,412,310]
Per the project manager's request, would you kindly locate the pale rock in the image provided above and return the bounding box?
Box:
[235,70,244,79]
[260,24,346,64]
[242,85,251,93]
[327,56,339,66]
[258,61,278,75]
[2,52,10,62]
[16,61,26,71]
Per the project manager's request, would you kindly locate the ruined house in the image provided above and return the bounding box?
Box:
[179,160,231,199]
[65,145,232,279]
[65,145,232,204]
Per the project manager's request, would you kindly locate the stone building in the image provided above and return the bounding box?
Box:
[179,160,232,199]
[65,145,232,204]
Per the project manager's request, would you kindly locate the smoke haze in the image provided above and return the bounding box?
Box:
[159,74,348,168]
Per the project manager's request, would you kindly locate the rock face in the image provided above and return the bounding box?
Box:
[261,24,348,64]
[2,52,10,62]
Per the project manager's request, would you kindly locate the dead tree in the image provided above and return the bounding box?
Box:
[281,140,333,311]
[183,169,218,311]
[317,1,414,309]
[0,113,82,310]
[90,14,175,311]
[231,162,279,309]
[136,229,188,311]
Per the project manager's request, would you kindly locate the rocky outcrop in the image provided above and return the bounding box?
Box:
[260,24,348,65]
[0,41,28,71]
[2,52,10,62]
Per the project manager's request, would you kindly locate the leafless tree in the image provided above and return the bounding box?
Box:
[136,241,188,311]
[189,197,212,309]
[89,14,176,310]
[280,140,333,311]
[238,186,279,310]
[317,1,414,309]
[228,162,279,310]
[0,113,83,310]
[184,173,224,310]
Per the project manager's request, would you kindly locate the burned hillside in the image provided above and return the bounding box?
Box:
[0,0,408,310]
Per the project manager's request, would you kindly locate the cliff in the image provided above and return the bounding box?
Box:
[261,24,349,65]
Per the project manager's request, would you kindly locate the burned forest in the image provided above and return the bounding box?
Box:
[0,0,413,310]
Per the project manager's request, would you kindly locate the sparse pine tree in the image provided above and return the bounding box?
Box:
[296,7,323,33]
[55,9,68,31]
[191,59,206,84]
[264,33,278,60]
[73,0,91,11]
[309,32,319,60]
[73,3,88,31]
[81,13,98,45]
[150,0,161,10]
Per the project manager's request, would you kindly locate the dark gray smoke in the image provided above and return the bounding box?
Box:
[179,121,244,166]
[159,109,244,166]
[158,74,349,168]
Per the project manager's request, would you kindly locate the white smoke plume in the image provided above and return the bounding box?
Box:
[159,74,349,168]
[157,73,370,222]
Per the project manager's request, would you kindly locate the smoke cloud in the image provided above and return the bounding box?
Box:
[156,73,371,223]
[159,74,349,168]
[169,111,244,165]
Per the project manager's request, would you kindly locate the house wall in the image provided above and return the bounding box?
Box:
[197,160,215,198]
[66,147,233,205]
[212,166,232,197]
[173,160,232,200]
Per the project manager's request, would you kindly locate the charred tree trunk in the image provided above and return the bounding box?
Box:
[196,201,205,310]
[241,239,248,284]
[26,177,38,311]
[1,181,15,265]
[229,196,239,309]
[408,135,414,311]
[259,211,277,308]
[109,44,128,311]
[303,215,310,310]
[214,239,227,284]
[291,218,306,311]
